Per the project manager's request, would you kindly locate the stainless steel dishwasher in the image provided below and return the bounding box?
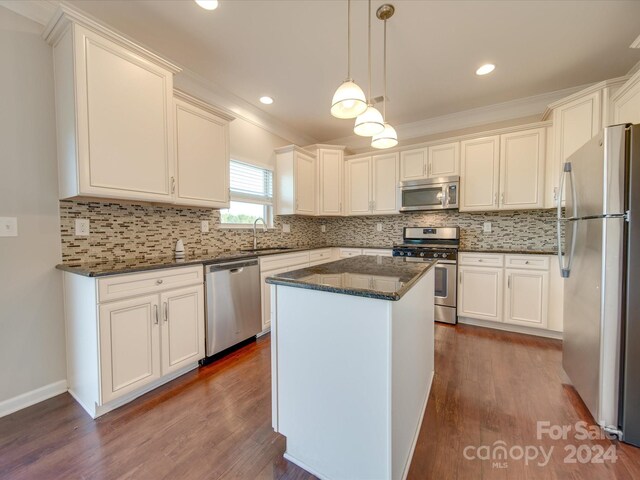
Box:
[204,258,262,357]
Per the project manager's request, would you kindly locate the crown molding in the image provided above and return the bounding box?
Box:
[0,0,58,26]
[274,145,315,156]
[303,144,347,152]
[631,34,640,49]
[327,83,587,153]
[173,89,235,122]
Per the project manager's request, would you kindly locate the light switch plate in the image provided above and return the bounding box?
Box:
[75,218,90,236]
[376,223,383,232]
[282,224,291,233]
[201,220,210,233]
[0,217,18,237]
[483,222,492,233]
[321,225,326,233]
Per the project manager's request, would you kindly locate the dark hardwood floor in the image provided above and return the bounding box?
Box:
[1,324,639,479]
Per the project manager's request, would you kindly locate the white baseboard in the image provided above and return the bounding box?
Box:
[0,380,68,418]
[458,317,563,340]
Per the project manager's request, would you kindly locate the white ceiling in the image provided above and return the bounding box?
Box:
[65,0,640,143]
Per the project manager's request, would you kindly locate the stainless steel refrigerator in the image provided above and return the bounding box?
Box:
[558,123,639,446]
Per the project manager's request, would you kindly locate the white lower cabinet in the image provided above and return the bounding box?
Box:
[99,294,161,404]
[64,266,205,418]
[458,266,504,322]
[504,269,549,329]
[458,253,558,335]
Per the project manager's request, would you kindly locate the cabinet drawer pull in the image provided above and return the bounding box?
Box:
[525,260,530,265]
[156,279,164,285]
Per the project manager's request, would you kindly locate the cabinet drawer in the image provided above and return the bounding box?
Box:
[362,248,392,257]
[339,248,363,258]
[259,251,310,272]
[505,255,550,270]
[309,249,333,263]
[98,266,203,303]
[459,253,504,267]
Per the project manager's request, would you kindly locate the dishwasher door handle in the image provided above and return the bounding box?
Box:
[230,268,244,274]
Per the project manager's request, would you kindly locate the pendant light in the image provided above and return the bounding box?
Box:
[354,0,385,137]
[372,4,398,149]
[331,0,367,119]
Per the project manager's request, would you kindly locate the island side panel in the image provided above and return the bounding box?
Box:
[274,285,392,480]
[391,270,435,480]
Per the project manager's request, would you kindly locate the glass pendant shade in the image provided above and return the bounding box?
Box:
[331,80,367,119]
[371,123,398,149]
[354,105,385,136]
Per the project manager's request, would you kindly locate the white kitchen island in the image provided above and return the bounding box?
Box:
[267,256,436,480]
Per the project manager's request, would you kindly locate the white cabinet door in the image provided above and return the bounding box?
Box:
[460,136,500,212]
[499,128,545,210]
[160,285,205,375]
[504,269,549,329]
[174,98,230,208]
[295,152,316,215]
[372,153,399,214]
[399,148,427,181]
[99,294,161,403]
[345,157,372,215]
[318,149,344,215]
[339,248,363,258]
[428,142,459,178]
[74,26,174,202]
[261,263,309,330]
[458,266,503,322]
[613,71,640,125]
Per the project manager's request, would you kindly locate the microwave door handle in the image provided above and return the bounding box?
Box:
[442,187,449,208]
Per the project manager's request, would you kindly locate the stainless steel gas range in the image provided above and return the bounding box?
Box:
[392,227,459,324]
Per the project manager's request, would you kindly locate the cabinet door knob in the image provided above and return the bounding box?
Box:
[156,279,163,285]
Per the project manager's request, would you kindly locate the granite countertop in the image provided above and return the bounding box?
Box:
[459,249,557,255]
[55,245,396,277]
[265,256,437,301]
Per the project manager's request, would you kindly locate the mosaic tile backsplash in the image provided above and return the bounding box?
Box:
[60,200,559,263]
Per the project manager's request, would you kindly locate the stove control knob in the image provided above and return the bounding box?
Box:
[420,252,425,257]
[442,253,448,259]
[433,253,440,258]
[398,251,404,256]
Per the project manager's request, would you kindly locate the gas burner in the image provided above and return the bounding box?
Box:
[392,226,460,260]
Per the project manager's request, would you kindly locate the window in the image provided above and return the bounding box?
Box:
[220,160,274,227]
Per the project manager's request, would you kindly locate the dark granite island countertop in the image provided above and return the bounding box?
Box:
[266,256,437,301]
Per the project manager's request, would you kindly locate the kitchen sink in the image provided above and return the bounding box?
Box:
[240,247,295,253]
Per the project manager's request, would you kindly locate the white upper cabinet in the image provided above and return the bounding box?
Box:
[371,153,399,214]
[46,15,180,203]
[308,145,345,216]
[345,154,398,215]
[345,157,372,216]
[428,142,460,178]
[399,143,459,182]
[612,70,640,125]
[174,92,233,208]
[499,128,545,210]
[399,148,427,181]
[460,136,500,211]
[275,146,316,215]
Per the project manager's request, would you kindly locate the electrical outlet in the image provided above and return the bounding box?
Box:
[376,223,382,232]
[282,224,291,233]
[321,225,326,233]
[201,220,210,233]
[0,217,18,237]
[483,222,492,234]
[75,218,90,236]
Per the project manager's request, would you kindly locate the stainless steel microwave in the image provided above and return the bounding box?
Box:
[399,176,459,212]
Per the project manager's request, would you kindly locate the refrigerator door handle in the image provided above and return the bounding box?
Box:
[557,162,578,278]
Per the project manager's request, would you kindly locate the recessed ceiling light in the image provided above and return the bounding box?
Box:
[476,64,496,76]
[259,96,274,105]
[195,0,219,11]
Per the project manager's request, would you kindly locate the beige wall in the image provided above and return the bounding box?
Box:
[0,7,66,403]
[229,117,291,168]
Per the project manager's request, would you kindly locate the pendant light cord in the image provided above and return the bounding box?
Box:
[347,0,351,80]
[383,17,387,120]
[368,0,372,104]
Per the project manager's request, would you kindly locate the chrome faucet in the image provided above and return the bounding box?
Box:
[253,217,267,250]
